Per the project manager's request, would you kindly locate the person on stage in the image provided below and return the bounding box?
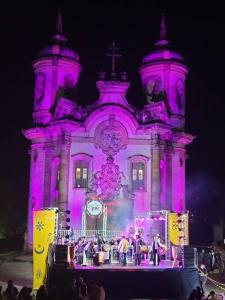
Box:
[118,236,129,266]
[134,234,143,266]
[152,234,164,266]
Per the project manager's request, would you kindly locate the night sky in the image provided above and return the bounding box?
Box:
[0,1,225,243]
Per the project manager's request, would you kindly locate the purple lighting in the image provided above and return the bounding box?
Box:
[23,13,194,248]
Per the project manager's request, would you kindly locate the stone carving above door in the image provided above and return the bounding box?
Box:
[94,116,128,156]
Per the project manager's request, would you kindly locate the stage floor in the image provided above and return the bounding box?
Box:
[48,260,200,299]
[72,259,173,270]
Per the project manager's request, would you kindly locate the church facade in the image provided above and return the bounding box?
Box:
[24,14,194,248]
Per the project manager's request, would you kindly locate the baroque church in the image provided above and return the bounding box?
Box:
[24,13,194,248]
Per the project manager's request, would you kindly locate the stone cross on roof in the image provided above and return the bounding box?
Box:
[106,41,122,78]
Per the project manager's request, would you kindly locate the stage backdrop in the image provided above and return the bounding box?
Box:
[33,210,56,290]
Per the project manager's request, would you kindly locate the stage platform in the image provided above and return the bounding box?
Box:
[48,261,200,299]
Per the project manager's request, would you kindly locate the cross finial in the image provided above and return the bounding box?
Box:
[160,12,167,40]
[54,6,67,43]
[155,12,169,47]
[106,41,122,78]
[56,7,63,34]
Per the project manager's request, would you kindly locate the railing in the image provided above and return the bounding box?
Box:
[58,229,125,241]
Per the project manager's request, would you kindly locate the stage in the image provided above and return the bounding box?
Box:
[47,261,200,299]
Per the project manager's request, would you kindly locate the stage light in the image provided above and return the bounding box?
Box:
[66,210,70,214]
[66,218,70,222]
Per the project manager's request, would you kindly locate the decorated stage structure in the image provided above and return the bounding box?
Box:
[33,208,192,291]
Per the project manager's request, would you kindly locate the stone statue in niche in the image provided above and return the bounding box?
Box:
[176,79,185,113]
[34,72,46,110]
[146,77,167,104]
[51,74,77,115]
[54,98,76,120]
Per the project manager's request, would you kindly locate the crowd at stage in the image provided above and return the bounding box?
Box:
[66,233,169,267]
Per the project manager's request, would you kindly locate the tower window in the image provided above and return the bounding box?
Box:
[75,161,89,188]
[132,162,145,191]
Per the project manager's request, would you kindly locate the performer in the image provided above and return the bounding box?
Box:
[76,238,85,265]
[134,234,143,266]
[152,234,165,266]
[96,234,105,251]
[118,236,129,266]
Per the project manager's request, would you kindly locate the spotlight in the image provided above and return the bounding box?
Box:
[66,210,70,214]
[66,218,70,222]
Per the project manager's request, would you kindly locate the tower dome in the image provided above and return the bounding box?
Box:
[142,14,183,64]
[32,9,81,125]
[37,10,79,62]
[139,14,188,129]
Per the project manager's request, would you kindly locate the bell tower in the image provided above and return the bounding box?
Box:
[32,9,81,125]
[139,14,188,129]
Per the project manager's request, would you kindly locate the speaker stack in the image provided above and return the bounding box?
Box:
[183,246,198,268]
[54,244,68,267]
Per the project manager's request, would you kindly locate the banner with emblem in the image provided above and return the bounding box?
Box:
[33,210,56,290]
[168,212,189,246]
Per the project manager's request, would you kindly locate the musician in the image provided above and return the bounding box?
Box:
[103,241,111,264]
[134,235,143,266]
[85,240,95,266]
[76,239,84,265]
[96,234,105,251]
[118,236,130,266]
[152,234,164,266]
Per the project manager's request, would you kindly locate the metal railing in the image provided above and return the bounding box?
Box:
[58,229,125,241]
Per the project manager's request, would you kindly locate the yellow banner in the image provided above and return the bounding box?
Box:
[168,212,189,246]
[33,210,56,290]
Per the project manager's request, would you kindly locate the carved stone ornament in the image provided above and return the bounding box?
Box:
[92,156,122,201]
[94,117,128,156]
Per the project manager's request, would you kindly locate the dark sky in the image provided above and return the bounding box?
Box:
[0,1,225,241]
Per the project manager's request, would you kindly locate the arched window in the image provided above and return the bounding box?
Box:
[72,154,93,189]
[129,155,149,192]
[132,162,145,190]
[75,160,88,188]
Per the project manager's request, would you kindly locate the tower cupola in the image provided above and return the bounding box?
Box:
[32,9,82,125]
[139,14,188,129]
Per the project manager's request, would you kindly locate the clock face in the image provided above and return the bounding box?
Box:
[87,200,103,217]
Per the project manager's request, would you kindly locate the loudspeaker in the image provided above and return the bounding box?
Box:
[183,246,197,268]
[54,245,68,267]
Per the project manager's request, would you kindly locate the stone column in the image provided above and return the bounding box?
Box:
[43,146,53,208]
[25,145,45,251]
[165,149,172,211]
[58,137,71,212]
[151,139,161,211]
[171,147,186,212]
